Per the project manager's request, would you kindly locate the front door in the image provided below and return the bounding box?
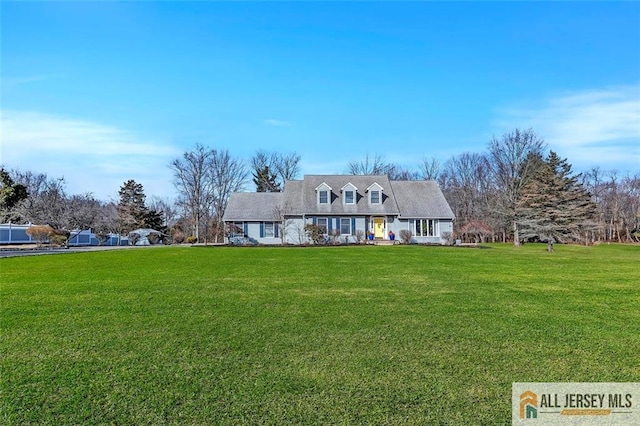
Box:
[373,218,385,239]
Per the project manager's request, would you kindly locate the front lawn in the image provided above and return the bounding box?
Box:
[1,244,638,424]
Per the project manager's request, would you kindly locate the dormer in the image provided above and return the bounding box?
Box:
[340,182,358,205]
[315,182,332,205]
[366,182,383,205]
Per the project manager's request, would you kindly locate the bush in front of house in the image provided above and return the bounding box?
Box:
[399,229,413,244]
[304,224,325,245]
[441,231,454,245]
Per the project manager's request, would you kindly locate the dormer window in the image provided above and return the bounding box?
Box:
[344,190,355,204]
[366,182,384,205]
[315,182,332,205]
[341,182,357,205]
[319,190,329,204]
[370,190,380,204]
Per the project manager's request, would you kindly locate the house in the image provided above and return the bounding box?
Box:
[223,175,455,245]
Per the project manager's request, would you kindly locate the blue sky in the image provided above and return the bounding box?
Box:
[2,1,639,201]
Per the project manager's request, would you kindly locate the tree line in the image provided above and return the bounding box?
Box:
[1,128,638,247]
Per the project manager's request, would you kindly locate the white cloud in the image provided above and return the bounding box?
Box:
[494,84,640,172]
[263,118,291,127]
[1,110,180,200]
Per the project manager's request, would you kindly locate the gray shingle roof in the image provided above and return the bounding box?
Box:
[223,175,454,221]
[390,180,455,219]
[298,175,400,215]
[223,192,283,221]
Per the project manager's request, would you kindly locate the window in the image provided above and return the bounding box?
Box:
[413,219,438,237]
[317,218,328,234]
[228,222,245,237]
[366,183,383,204]
[319,190,329,204]
[370,190,380,204]
[260,222,278,238]
[264,222,274,237]
[340,218,351,235]
[344,190,355,204]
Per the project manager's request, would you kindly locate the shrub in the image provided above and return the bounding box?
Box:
[304,224,324,245]
[355,229,365,244]
[26,225,54,247]
[441,231,454,245]
[186,236,198,244]
[399,229,413,244]
[49,229,70,247]
[95,232,110,246]
[172,231,185,244]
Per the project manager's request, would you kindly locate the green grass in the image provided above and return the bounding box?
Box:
[1,244,639,424]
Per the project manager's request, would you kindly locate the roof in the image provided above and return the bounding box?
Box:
[391,180,455,219]
[223,192,284,221]
[223,175,454,221]
[298,175,399,215]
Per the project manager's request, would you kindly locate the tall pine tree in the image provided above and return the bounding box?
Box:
[117,179,148,234]
[518,152,596,251]
[253,166,280,192]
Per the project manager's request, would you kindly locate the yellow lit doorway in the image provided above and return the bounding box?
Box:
[373,218,385,239]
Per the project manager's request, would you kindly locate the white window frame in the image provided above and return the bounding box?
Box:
[264,222,275,238]
[319,190,329,204]
[367,182,384,205]
[317,218,328,234]
[370,190,380,204]
[344,190,355,205]
[412,219,439,237]
[316,183,333,205]
[340,218,351,235]
[340,182,358,205]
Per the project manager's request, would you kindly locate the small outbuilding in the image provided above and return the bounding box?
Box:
[128,228,166,246]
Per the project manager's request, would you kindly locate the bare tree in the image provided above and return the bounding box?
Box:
[66,193,103,230]
[420,157,441,181]
[169,144,213,241]
[148,196,179,230]
[272,201,296,245]
[346,153,395,175]
[275,152,301,182]
[440,152,493,242]
[209,149,247,243]
[250,150,300,192]
[388,166,420,181]
[585,170,640,242]
[10,171,69,229]
[488,129,545,246]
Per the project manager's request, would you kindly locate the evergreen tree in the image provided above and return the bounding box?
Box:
[117,179,148,233]
[0,167,28,222]
[518,152,596,251]
[253,166,280,192]
[143,209,166,232]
